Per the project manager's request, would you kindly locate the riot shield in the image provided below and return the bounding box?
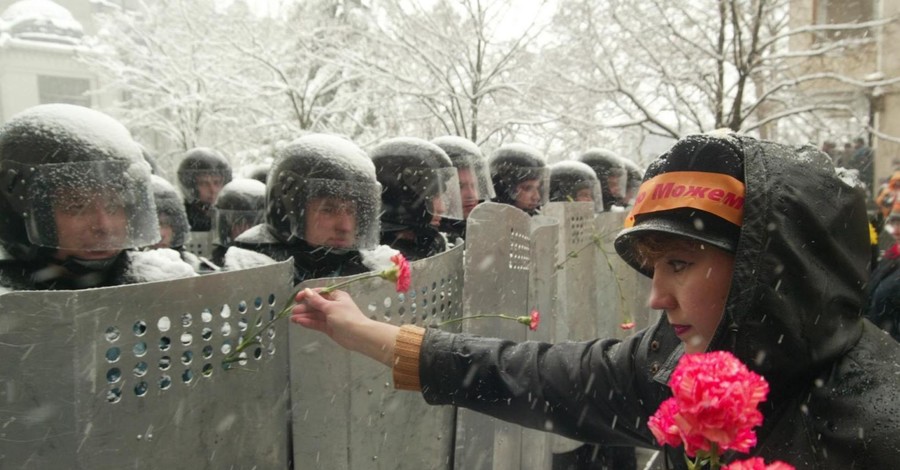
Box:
[186,230,216,259]
[0,260,294,469]
[289,243,464,470]
[456,203,534,470]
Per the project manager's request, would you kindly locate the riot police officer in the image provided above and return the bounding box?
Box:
[211,178,266,266]
[431,135,494,220]
[371,137,464,260]
[229,134,381,283]
[577,148,627,211]
[489,143,549,216]
[0,104,195,290]
[548,160,604,213]
[177,147,232,231]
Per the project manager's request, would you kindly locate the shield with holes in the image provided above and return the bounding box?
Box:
[0,260,294,469]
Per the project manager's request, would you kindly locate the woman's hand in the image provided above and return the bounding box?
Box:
[290,288,400,366]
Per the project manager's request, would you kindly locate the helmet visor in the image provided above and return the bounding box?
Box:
[505,166,550,212]
[429,167,464,222]
[553,178,604,214]
[24,160,159,251]
[214,208,265,246]
[605,169,628,204]
[294,178,382,250]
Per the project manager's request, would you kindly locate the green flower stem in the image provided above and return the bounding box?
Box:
[554,234,602,270]
[708,443,721,469]
[224,296,296,365]
[319,272,381,294]
[684,443,721,470]
[438,314,523,327]
[224,270,388,365]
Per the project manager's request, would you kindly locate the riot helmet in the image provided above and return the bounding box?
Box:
[621,158,644,206]
[0,104,159,262]
[549,160,604,213]
[577,148,627,210]
[371,137,464,229]
[150,175,190,249]
[140,144,166,179]
[489,143,549,215]
[214,178,266,248]
[247,162,271,184]
[267,133,381,250]
[431,135,494,219]
[177,147,232,204]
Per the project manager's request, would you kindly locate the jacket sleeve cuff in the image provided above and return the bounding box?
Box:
[392,324,426,391]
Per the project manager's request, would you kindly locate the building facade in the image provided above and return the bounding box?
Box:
[789,0,900,186]
[0,0,127,123]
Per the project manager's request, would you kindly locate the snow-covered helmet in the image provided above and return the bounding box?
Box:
[371,137,464,229]
[578,148,627,210]
[489,143,549,215]
[0,104,159,261]
[214,178,266,247]
[431,135,495,206]
[140,144,167,179]
[247,163,270,184]
[621,158,644,205]
[149,175,190,249]
[266,134,381,249]
[176,147,232,203]
[549,160,604,213]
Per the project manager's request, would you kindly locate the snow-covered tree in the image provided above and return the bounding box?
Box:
[339,0,551,147]
[82,1,243,156]
[541,0,899,147]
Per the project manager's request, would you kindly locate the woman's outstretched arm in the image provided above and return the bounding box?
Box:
[290,287,402,367]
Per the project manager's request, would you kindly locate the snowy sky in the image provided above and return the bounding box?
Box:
[217,0,555,40]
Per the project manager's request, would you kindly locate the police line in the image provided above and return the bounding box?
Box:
[0,202,651,469]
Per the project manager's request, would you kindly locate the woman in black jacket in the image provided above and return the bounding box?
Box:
[291,133,900,469]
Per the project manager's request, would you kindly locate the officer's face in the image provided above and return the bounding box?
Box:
[152,219,174,249]
[430,195,447,227]
[458,168,480,218]
[606,172,625,201]
[230,219,254,241]
[575,188,594,202]
[53,189,128,261]
[304,197,357,248]
[196,174,225,204]
[514,179,542,211]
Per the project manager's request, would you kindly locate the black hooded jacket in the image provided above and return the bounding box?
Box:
[413,135,900,469]
[231,225,369,284]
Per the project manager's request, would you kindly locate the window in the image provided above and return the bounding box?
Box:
[815,0,875,40]
[38,75,91,107]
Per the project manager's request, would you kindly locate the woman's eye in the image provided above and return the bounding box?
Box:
[668,260,690,273]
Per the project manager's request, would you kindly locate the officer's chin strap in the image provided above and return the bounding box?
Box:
[59,253,120,275]
[309,244,350,256]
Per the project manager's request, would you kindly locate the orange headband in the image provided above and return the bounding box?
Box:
[624,171,744,227]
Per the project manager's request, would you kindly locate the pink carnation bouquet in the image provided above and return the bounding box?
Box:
[647,351,793,470]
